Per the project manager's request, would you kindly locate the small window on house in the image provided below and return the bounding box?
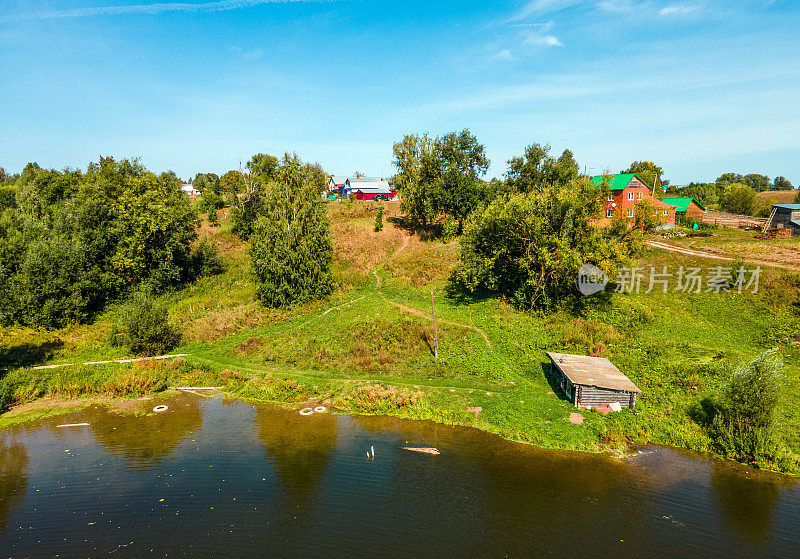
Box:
[636,192,643,200]
[628,191,634,201]
[627,209,634,218]
[607,193,614,201]
[606,209,613,218]
[663,209,669,216]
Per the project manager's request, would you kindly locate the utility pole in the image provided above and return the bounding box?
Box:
[431,292,438,358]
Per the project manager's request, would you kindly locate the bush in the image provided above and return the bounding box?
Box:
[711,350,786,466]
[190,236,224,279]
[374,207,384,232]
[112,292,181,356]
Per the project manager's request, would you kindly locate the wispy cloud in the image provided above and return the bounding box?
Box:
[659,3,700,16]
[242,47,265,61]
[3,0,331,22]
[523,31,563,47]
[491,49,516,61]
[505,0,583,23]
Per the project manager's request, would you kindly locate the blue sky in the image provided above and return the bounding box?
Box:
[1,0,799,185]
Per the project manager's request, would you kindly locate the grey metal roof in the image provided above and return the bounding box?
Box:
[546,352,641,393]
[349,176,384,183]
[772,204,800,210]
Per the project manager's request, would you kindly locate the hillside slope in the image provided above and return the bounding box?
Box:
[2,200,800,472]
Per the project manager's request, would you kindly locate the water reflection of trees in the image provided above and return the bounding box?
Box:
[90,394,203,469]
[254,406,337,499]
[0,437,28,534]
[710,462,788,547]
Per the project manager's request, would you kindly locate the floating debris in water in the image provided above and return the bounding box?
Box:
[403,447,440,455]
[57,423,90,428]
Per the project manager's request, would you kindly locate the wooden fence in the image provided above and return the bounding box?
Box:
[701,211,767,229]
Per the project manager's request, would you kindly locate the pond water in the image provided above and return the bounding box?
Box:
[1,393,799,558]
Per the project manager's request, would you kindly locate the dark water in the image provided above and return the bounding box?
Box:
[1,393,799,558]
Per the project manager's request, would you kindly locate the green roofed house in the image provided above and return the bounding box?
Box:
[662,197,706,222]
[589,173,676,227]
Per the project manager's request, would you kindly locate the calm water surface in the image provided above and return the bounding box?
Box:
[1,393,799,558]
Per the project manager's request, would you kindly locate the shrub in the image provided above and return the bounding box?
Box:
[207,209,219,227]
[190,236,224,279]
[711,350,786,466]
[112,292,181,356]
[374,207,384,232]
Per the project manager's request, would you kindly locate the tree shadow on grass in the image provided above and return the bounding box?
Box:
[687,397,717,428]
[0,339,64,376]
[387,216,443,242]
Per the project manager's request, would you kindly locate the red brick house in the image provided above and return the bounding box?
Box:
[590,173,676,227]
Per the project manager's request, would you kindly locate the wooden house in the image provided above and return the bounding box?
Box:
[546,352,641,409]
[590,173,676,227]
[662,197,706,222]
[766,204,800,236]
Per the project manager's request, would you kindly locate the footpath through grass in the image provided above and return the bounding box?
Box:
[2,202,800,473]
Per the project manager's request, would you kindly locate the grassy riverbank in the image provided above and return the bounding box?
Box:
[2,202,800,473]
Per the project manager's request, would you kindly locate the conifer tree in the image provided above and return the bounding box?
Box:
[249,154,333,307]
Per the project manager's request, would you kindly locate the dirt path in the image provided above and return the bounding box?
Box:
[646,240,800,272]
[389,233,411,261]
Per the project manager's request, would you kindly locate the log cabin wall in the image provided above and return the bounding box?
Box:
[576,385,635,408]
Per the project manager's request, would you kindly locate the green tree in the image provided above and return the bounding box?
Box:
[374,207,384,232]
[622,161,665,198]
[230,154,279,239]
[711,351,787,466]
[683,182,718,207]
[429,129,490,232]
[716,172,744,188]
[249,154,333,307]
[112,169,199,292]
[633,199,666,232]
[221,169,244,199]
[391,133,436,226]
[773,176,793,191]
[451,178,637,310]
[743,173,772,192]
[506,143,579,193]
[719,182,757,215]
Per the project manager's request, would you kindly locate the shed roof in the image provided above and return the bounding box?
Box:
[773,204,800,211]
[662,197,706,212]
[590,173,652,191]
[546,352,641,393]
[329,175,349,185]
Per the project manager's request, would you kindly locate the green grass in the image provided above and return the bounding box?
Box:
[2,202,799,473]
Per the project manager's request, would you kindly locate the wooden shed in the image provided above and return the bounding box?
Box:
[546,352,641,409]
[662,197,706,222]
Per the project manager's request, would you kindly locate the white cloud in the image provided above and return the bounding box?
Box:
[491,49,516,61]
[523,31,563,47]
[3,0,332,22]
[659,3,700,16]
[506,0,583,22]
